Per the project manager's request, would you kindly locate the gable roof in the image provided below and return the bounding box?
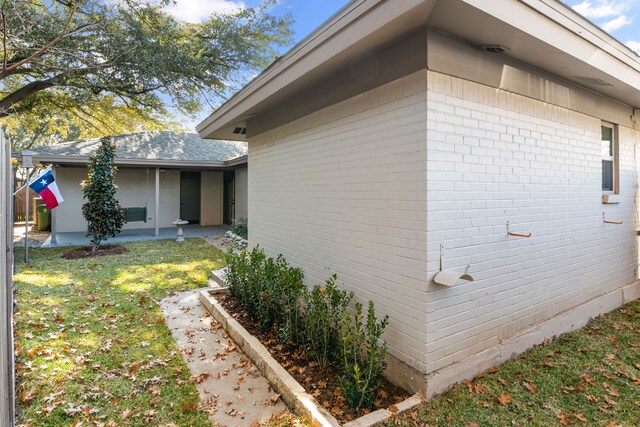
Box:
[197,0,640,141]
[15,131,247,168]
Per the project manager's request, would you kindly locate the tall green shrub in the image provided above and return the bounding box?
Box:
[303,275,353,368]
[81,136,125,253]
[224,246,304,337]
[340,301,389,410]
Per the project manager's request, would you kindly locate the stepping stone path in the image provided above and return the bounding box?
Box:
[161,289,288,426]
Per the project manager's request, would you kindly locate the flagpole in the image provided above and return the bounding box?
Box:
[21,150,35,263]
[24,167,29,263]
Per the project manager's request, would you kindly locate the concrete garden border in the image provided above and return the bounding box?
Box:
[199,270,424,427]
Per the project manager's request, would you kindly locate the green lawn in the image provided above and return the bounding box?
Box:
[13,239,225,426]
[387,300,640,427]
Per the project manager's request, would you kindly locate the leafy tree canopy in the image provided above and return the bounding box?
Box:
[0,0,292,146]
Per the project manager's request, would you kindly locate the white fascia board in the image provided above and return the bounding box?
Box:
[30,155,231,169]
[196,0,433,139]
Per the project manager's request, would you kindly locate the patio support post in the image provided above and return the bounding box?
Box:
[50,166,57,245]
[155,167,159,237]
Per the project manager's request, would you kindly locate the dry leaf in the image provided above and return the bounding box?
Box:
[388,404,399,413]
[330,407,344,416]
[558,413,571,425]
[496,393,511,406]
[580,374,595,385]
[474,384,487,394]
[604,383,620,397]
[120,409,131,420]
[524,381,536,394]
[574,413,588,422]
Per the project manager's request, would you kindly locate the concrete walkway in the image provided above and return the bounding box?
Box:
[161,289,288,427]
[41,225,231,247]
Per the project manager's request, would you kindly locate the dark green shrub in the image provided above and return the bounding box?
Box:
[278,266,306,346]
[225,245,266,317]
[303,274,353,368]
[81,136,125,253]
[340,301,389,410]
[224,246,304,336]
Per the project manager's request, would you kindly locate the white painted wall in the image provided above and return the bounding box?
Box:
[424,70,639,375]
[235,167,248,221]
[201,171,223,225]
[249,70,429,373]
[55,167,182,232]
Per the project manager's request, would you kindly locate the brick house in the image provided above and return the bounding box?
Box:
[197,0,640,396]
[15,132,248,243]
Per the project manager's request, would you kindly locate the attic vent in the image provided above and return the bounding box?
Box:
[572,76,613,87]
[233,127,247,135]
[481,45,510,54]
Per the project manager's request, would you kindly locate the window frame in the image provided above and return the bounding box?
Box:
[601,122,619,195]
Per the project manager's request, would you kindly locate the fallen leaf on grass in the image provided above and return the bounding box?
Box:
[574,413,588,422]
[558,413,572,425]
[496,393,511,406]
[19,388,36,403]
[580,374,595,385]
[120,409,132,420]
[603,383,620,397]
[182,401,198,412]
[474,384,487,394]
[524,381,536,394]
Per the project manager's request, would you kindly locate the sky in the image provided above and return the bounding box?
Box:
[562,0,640,53]
[163,0,640,129]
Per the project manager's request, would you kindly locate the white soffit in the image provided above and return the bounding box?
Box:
[428,0,640,107]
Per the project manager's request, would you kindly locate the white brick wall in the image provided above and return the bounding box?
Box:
[249,70,429,372]
[425,71,639,373]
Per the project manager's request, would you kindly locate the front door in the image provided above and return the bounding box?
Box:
[180,171,201,224]
[223,171,234,225]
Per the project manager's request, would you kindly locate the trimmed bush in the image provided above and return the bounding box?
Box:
[303,274,353,368]
[340,301,389,410]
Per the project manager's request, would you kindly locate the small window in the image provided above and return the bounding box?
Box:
[601,123,618,193]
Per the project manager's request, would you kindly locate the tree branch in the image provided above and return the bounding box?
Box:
[0,2,79,79]
[0,78,55,117]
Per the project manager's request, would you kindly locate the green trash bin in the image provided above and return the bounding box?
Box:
[37,205,51,231]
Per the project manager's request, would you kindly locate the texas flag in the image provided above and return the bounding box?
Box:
[29,170,64,209]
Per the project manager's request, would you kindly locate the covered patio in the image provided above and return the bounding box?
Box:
[40,224,231,247]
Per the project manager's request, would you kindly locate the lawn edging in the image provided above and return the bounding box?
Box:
[199,270,424,427]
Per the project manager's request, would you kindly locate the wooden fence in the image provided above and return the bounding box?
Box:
[1,131,15,425]
[13,185,37,223]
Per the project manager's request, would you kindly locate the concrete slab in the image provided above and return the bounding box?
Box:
[42,225,231,247]
[161,289,288,427]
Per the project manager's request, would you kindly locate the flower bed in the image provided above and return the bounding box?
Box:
[199,247,422,425]
[199,288,423,427]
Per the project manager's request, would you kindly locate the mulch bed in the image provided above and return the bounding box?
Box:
[62,245,129,259]
[216,293,410,424]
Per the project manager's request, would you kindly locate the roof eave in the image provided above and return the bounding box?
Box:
[196,0,437,140]
[196,0,640,140]
[13,154,240,169]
